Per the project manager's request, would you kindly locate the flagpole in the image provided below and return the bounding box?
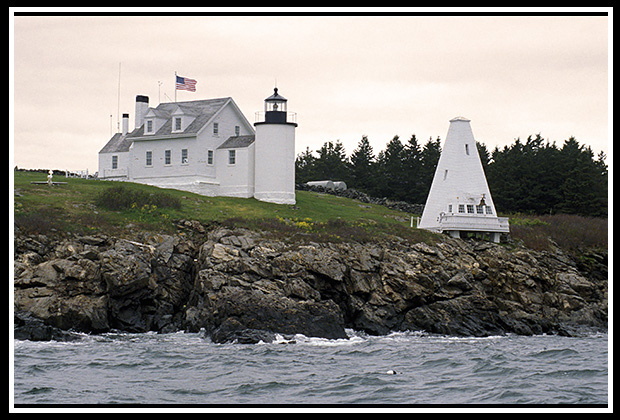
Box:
[174,71,177,103]
[117,62,121,132]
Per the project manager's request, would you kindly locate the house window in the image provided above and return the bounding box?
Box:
[467,204,474,214]
[146,120,153,133]
[146,151,152,166]
[213,122,219,135]
[447,204,453,213]
[207,150,214,165]
[235,125,240,136]
[486,206,493,215]
[165,150,171,165]
[112,155,118,169]
[458,204,465,213]
[228,150,236,165]
[181,149,188,164]
[175,117,182,131]
[465,144,470,155]
[476,204,485,214]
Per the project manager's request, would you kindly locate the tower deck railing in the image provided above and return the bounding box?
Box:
[437,214,510,233]
[254,111,297,124]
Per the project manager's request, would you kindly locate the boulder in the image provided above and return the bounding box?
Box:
[14,225,608,342]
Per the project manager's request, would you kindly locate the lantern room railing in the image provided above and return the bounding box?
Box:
[255,111,297,124]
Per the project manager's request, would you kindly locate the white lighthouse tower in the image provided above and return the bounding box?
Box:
[418,117,509,242]
[253,87,298,205]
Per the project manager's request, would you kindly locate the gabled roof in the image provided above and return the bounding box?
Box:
[134,97,231,138]
[100,97,254,154]
[99,132,134,154]
[217,135,255,149]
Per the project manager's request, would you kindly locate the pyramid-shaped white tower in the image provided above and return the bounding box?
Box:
[417,117,509,242]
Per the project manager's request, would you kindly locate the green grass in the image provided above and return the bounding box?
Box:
[14,171,606,251]
[507,213,607,252]
[13,170,435,244]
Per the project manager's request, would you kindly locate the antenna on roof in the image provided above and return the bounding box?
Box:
[117,62,121,133]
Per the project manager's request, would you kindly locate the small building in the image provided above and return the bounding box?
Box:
[305,180,347,191]
[98,88,297,204]
[306,180,335,190]
[417,117,509,242]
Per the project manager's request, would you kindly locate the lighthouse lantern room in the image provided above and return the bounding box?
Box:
[263,87,289,123]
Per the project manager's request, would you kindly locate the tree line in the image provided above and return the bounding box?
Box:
[295,133,608,218]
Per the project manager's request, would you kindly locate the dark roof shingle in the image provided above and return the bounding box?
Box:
[100,97,242,154]
[217,135,256,149]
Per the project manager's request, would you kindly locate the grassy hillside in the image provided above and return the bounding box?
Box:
[13,170,607,251]
[12,170,434,244]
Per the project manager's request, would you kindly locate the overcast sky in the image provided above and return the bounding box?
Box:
[11,10,610,173]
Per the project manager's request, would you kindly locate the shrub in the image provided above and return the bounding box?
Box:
[509,213,607,252]
[15,211,55,235]
[95,186,181,211]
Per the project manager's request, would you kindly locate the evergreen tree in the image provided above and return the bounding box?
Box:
[295,147,317,184]
[402,134,422,203]
[313,140,350,183]
[417,136,442,203]
[485,135,607,217]
[296,130,606,218]
[476,141,490,171]
[556,137,607,216]
[376,135,406,200]
[349,135,376,192]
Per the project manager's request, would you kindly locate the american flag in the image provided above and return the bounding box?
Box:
[176,75,197,92]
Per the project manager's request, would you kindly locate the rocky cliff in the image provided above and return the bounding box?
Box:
[14,222,607,343]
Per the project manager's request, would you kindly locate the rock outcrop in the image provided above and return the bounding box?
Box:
[14,224,607,343]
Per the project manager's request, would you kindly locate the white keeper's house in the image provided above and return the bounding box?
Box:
[98,87,298,205]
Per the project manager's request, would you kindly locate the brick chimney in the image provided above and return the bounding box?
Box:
[135,95,149,130]
[122,113,129,135]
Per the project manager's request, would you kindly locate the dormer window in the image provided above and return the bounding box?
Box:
[146,119,153,134]
[170,106,195,134]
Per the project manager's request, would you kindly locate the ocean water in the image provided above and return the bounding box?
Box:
[12,330,608,407]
